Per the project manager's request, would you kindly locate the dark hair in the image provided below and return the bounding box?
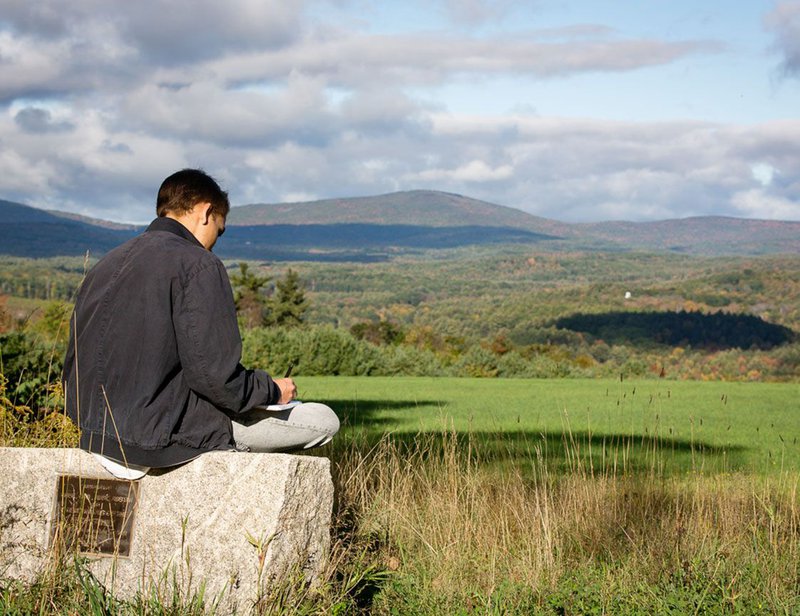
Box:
[156,168,230,219]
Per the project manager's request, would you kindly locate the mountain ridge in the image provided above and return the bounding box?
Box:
[229,189,574,235]
[1,192,798,258]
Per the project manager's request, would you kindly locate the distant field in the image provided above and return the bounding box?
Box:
[301,376,800,475]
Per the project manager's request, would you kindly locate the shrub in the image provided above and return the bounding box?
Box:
[454,346,499,378]
[0,331,64,413]
[378,345,448,377]
[242,325,385,376]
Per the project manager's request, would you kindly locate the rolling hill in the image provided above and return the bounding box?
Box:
[577,217,800,255]
[1,192,798,260]
[229,190,573,234]
[227,190,800,256]
[0,199,137,258]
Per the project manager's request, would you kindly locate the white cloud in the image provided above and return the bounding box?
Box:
[416,160,514,182]
[202,31,719,90]
[280,191,320,203]
[731,189,799,219]
[0,32,70,101]
[0,147,57,194]
[751,163,776,186]
[120,74,338,147]
[441,0,522,26]
[409,114,800,222]
[765,1,800,78]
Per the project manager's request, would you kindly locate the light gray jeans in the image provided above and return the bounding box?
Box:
[231,402,340,453]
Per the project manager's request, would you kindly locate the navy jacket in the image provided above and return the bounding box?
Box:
[63,217,279,467]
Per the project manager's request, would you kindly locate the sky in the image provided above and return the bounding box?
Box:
[0,0,799,224]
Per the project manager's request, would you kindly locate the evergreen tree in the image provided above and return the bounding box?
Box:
[270,269,308,328]
[230,262,271,329]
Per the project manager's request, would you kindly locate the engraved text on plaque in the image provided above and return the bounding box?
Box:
[51,475,139,557]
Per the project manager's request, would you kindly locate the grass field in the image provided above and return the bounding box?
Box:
[302,376,800,475]
[2,376,799,614]
[298,376,800,614]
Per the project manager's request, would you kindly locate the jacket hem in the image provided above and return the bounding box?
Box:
[80,431,218,468]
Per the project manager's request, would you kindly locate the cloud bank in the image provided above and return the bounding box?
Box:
[0,0,797,223]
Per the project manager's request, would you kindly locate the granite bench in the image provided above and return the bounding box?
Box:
[0,447,333,612]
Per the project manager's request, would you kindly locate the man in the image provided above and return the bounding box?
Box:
[63,169,338,479]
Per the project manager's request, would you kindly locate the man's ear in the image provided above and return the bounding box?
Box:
[198,202,214,224]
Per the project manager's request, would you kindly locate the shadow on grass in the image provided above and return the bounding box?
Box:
[315,398,750,475]
[463,429,748,475]
[325,398,443,429]
[320,425,749,477]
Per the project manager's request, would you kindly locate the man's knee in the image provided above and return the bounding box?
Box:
[294,402,340,439]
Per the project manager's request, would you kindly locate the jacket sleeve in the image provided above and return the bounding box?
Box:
[173,259,280,414]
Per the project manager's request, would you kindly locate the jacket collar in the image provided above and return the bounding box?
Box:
[146,217,204,248]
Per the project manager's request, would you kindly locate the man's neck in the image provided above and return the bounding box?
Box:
[164,209,209,248]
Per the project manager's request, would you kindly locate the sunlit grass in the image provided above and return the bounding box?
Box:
[3,376,799,613]
[324,428,800,614]
[302,376,800,475]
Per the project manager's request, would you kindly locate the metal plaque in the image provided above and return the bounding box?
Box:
[51,475,139,557]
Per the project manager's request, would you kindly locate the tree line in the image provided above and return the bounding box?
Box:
[2,252,800,423]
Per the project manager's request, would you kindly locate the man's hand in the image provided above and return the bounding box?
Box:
[273,378,297,404]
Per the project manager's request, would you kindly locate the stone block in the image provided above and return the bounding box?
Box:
[0,447,333,612]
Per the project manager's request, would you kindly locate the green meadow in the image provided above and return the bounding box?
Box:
[303,376,800,475]
[3,380,800,613]
[297,376,800,614]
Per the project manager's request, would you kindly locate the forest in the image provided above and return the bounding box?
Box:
[2,246,799,417]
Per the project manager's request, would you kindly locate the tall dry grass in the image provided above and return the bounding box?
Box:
[324,429,800,612]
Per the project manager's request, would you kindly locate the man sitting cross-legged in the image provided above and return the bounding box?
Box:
[62,168,339,479]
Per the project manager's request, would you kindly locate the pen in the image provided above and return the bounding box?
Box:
[284,362,294,378]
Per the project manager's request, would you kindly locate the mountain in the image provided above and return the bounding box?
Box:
[44,210,137,231]
[221,222,555,262]
[0,199,137,258]
[1,199,67,224]
[227,190,800,256]
[229,190,569,233]
[1,192,798,260]
[575,217,800,255]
